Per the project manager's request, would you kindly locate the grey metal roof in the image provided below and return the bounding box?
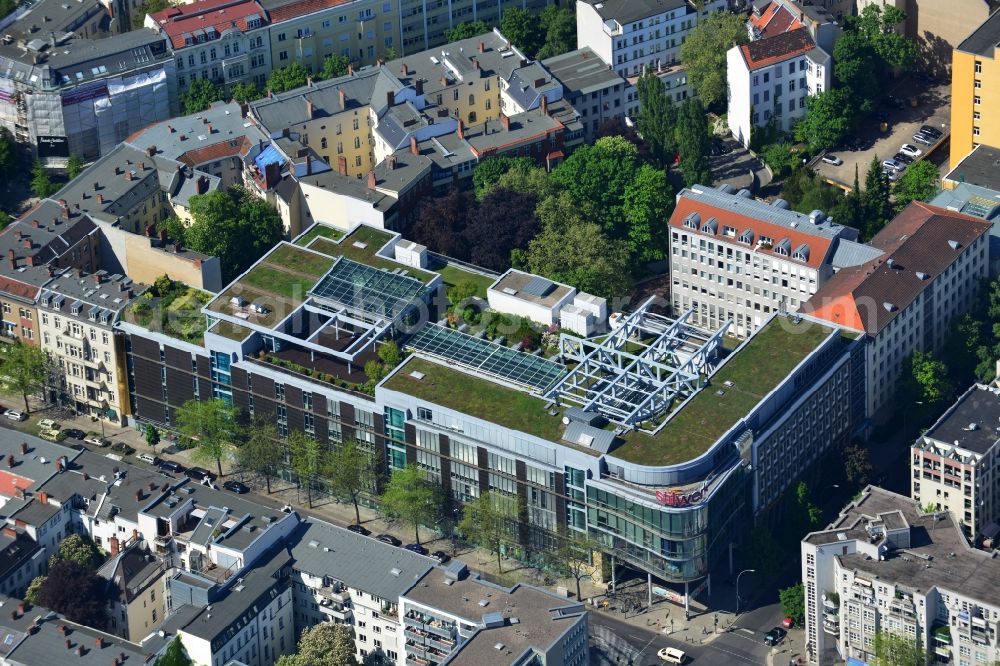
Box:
[924,385,1000,455]
[561,422,615,454]
[289,519,434,601]
[127,101,269,162]
[957,8,1000,56]
[943,144,1000,191]
[0,432,78,496]
[542,47,626,96]
[829,238,884,270]
[581,0,689,25]
[931,183,1000,221]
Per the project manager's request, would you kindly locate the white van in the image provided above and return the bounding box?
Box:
[137,452,159,465]
[658,647,686,664]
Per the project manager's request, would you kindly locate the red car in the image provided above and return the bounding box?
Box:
[781,617,795,629]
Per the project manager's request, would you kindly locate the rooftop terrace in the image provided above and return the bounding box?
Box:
[124,280,211,343]
[613,316,835,466]
[307,225,435,284]
[382,356,567,442]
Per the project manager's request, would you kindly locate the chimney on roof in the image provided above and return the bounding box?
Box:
[65,638,71,649]
[95,637,104,650]
[306,153,312,176]
[26,254,35,267]
[147,145,156,157]
[55,457,62,472]
[125,170,133,182]
[47,265,53,277]
[93,180,100,191]
[31,219,38,227]
[410,136,418,156]
[38,491,47,504]
[473,57,480,71]
[386,90,394,108]
[306,76,312,87]
[7,249,14,269]
[97,194,104,204]
[367,171,376,190]
[479,41,485,53]
[5,453,12,467]
[338,89,346,110]
[456,118,464,140]
[196,175,210,194]
[138,161,145,171]
[415,78,423,95]
[267,89,273,98]
[76,646,83,657]
[167,124,174,133]
[94,273,101,285]
[73,202,79,211]
[520,58,528,68]
[500,112,510,130]
[60,206,70,220]
[400,62,408,76]
[306,97,314,119]
[439,76,447,87]
[376,57,384,66]
[541,95,548,116]
[387,154,396,170]
[337,155,348,176]
[114,165,121,175]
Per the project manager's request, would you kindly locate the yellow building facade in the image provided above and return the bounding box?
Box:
[950,11,1000,166]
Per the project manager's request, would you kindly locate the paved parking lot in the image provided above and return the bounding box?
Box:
[812,77,951,190]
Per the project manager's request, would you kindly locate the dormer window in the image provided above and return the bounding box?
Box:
[773,238,791,256]
[739,229,754,244]
[683,212,700,230]
[703,217,718,235]
[793,244,810,262]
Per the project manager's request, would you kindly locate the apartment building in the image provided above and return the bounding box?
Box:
[288,519,435,665]
[802,486,1000,666]
[146,0,272,96]
[541,47,630,141]
[400,563,588,666]
[804,202,992,417]
[115,221,864,603]
[951,11,1000,168]
[911,384,1000,542]
[98,539,170,642]
[726,27,830,146]
[667,184,875,338]
[0,525,44,599]
[748,0,841,54]
[37,270,141,426]
[0,0,175,163]
[396,0,551,55]
[576,0,726,80]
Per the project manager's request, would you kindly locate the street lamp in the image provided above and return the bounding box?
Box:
[735,569,756,615]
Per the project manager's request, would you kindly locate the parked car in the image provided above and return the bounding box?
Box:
[185,467,215,482]
[912,132,934,146]
[899,143,922,158]
[919,125,943,139]
[764,627,787,646]
[346,524,370,536]
[111,442,135,456]
[403,543,428,555]
[375,534,401,547]
[893,152,914,165]
[4,409,26,422]
[821,154,843,166]
[37,419,59,431]
[158,459,184,474]
[39,428,62,441]
[430,550,451,564]
[60,428,85,440]
[884,168,900,182]
[882,159,906,172]
[137,452,159,465]
[222,480,250,494]
[84,434,110,447]
[781,617,795,629]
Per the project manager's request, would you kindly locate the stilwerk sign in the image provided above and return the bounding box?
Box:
[655,488,704,507]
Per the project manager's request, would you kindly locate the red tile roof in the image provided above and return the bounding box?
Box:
[151,0,267,50]
[750,1,804,39]
[178,136,252,167]
[667,194,834,270]
[267,0,353,24]
[0,471,33,499]
[0,275,40,302]
[740,27,815,71]
[802,203,992,335]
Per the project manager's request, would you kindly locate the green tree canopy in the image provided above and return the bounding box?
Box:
[175,398,241,479]
[379,464,445,545]
[680,11,749,109]
[52,534,103,569]
[31,160,57,199]
[872,631,927,666]
[622,164,673,265]
[536,5,576,60]
[902,351,953,406]
[636,70,677,166]
[832,31,880,113]
[318,54,351,80]
[500,8,543,57]
[779,584,806,627]
[843,443,873,487]
[459,491,522,573]
[145,424,161,452]
[0,341,51,412]
[496,165,558,200]
[0,128,16,182]
[236,418,283,494]
[862,156,892,238]
[326,440,377,525]
[66,154,84,180]
[854,5,918,70]
[472,156,534,199]
[289,430,326,509]
[267,62,311,94]
[33,560,109,628]
[550,135,640,233]
[446,20,490,42]
[675,98,712,187]
[180,78,224,114]
[231,81,263,104]
[185,186,283,281]
[131,0,171,28]
[545,529,600,601]
[794,88,855,151]
[893,160,939,211]
[154,637,193,666]
[277,622,359,666]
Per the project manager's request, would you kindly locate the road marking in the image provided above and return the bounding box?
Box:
[710,645,761,664]
[628,635,643,641]
[739,628,756,635]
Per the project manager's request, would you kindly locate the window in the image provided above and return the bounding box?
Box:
[417,407,432,421]
[975,60,983,73]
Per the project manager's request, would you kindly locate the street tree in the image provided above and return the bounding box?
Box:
[843,443,873,487]
[30,160,57,199]
[636,70,676,166]
[794,89,855,151]
[904,351,953,406]
[145,424,161,454]
[237,418,283,494]
[779,583,806,627]
[231,81,263,104]
[872,631,928,666]
[0,129,16,183]
[459,491,521,574]
[175,398,241,479]
[66,155,84,180]
[0,341,51,412]
[893,160,939,211]
[326,440,376,525]
[622,164,673,265]
[680,11,749,109]
[551,529,601,601]
[379,464,444,546]
[277,622,358,666]
[445,20,489,42]
[319,54,350,80]
[862,157,892,238]
[180,79,224,114]
[289,431,325,509]
[154,637,194,666]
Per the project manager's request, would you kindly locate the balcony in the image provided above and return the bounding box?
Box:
[427,633,456,651]
[406,641,428,658]
[406,657,430,666]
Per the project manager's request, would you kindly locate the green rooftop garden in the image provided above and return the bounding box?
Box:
[209,320,253,342]
[294,224,344,247]
[614,317,835,466]
[383,356,566,442]
[308,226,436,284]
[126,276,211,344]
[436,263,496,300]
